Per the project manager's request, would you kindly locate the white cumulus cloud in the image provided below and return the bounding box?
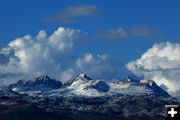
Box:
[126,42,180,96]
[0,27,120,84]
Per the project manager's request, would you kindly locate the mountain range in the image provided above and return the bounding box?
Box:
[0,74,179,120]
[8,73,170,97]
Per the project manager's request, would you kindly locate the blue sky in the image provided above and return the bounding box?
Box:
[1,0,180,63]
[1,0,180,95]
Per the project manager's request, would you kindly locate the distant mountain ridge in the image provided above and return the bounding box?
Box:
[8,73,170,97]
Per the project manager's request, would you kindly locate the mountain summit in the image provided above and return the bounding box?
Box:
[63,73,92,87]
[121,76,137,83]
[9,75,62,92]
[77,73,92,80]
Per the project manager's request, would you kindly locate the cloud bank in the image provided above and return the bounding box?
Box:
[0,27,120,84]
[126,42,180,96]
[44,5,101,24]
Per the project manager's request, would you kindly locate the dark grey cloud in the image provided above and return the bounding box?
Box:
[130,26,160,39]
[0,54,9,65]
[44,5,101,24]
[0,46,16,65]
[95,26,160,41]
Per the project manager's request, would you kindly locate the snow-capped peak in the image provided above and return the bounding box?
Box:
[121,76,136,83]
[78,73,86,78]
[63,73,92,87]
[140,79,156,86]
[9,75,62,92]
[77,73,92,80]
[35,75,50,81]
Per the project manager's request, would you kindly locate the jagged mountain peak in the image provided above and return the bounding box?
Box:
[121,76,136,83]
[76,73,92,80]
[139,79,170,97]
[32,75,50,81]
[9,75,62,92]
[77,73,87,78]
[63,73,92,87]
[140,79,157,87]
[39,75,50,80]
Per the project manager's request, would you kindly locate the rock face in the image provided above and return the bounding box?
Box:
[91,81,110,92]
[9,75,62,92]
